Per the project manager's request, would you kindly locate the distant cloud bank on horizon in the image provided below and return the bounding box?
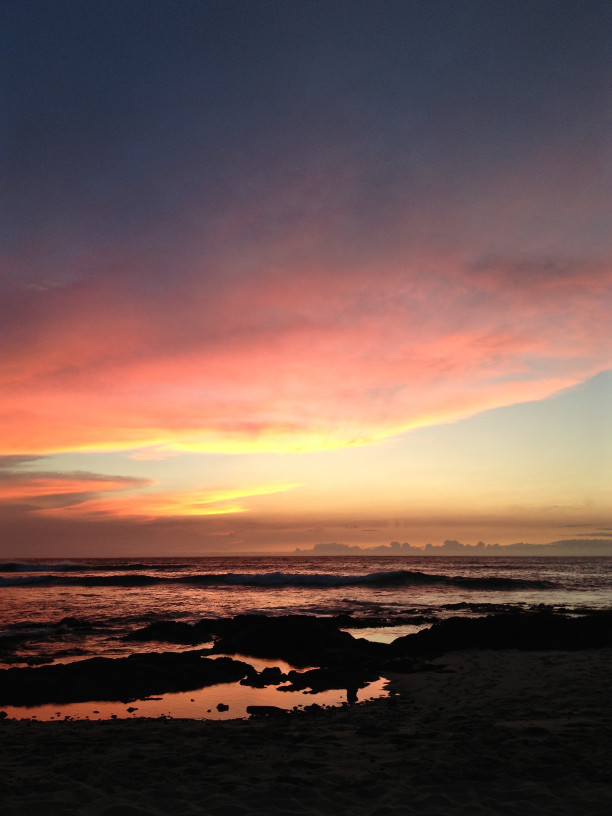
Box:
[294,539,612,556]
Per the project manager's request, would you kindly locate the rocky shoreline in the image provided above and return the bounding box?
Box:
[2,646,612,815]
[2,609,612,708]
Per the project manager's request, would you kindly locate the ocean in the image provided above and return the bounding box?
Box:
[2,555,611,720]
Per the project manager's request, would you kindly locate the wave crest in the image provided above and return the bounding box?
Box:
[0,569,554,590]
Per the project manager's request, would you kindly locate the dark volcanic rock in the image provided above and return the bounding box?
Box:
[211,614,384,666]
[331,613,435,628]
[0,653,255,706]
[24,656,54,666]
[246,705,287,717]
[125,621,212,645]
[9,611,610,710]
[240,666,288,687]
[391,610,612,655]
[127,614,388,667]
[278,665,380,694]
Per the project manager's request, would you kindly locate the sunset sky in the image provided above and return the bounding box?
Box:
[2,0,611,555]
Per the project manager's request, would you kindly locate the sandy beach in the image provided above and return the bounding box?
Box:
[2,648,612,815]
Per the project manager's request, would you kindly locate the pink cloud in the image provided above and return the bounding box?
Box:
[1,162,610,457]
[0,469,151,513]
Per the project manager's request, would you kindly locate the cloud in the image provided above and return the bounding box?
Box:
[0,466,152,513]
[0,461,299,520]
[34,482,302,520]
[0,245,612,455]
[0,244,609,457]
[2,0,610,460]
[0,455,47,470]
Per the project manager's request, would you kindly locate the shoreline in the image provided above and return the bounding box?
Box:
[0,673,389,723]
[2,648,612,815]
[3,609,612,709]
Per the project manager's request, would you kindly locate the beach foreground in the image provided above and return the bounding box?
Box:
[2,648,612,815]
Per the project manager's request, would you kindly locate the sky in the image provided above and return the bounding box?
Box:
[1,0,611,556]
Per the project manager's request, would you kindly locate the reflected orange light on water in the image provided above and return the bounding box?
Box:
[0,677,389,722]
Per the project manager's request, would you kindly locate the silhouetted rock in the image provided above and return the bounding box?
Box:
[7,611,611,709]
[125,614,387,666]
[240,666,288,687]
[0,653,255,706]
[330,613,435,628]
[246,705,287,717]
[391,610,612,655]
[125,621,212,645]
[279,665,380,694]
[25,656,53,666]
[211,614,385,666]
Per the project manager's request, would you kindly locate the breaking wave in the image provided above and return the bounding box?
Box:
[0,569,555,590]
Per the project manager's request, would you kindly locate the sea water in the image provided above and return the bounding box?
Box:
[1,556,611,719]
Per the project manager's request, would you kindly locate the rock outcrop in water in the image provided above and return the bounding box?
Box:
[127,614,388,666]
[4,610,612,707]
[210,614,385,666]
[390,610,612,655]
[0,653,254,706]
[125,620,213,645]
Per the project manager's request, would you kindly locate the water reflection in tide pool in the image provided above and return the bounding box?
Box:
[1,676,389,721]
[343,623,430,643]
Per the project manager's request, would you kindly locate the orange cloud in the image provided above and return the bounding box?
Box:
[1,246,610,457]
[0,456,301,521]
[0,469,152,516]
[0,474,147,500]
[36,482,302,520]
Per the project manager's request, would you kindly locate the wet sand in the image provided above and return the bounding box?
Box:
[2,648,612,815]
